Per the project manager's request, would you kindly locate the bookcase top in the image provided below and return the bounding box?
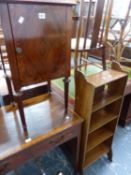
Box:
[86,69,127,87]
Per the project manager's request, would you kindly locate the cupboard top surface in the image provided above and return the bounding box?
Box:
[0,0,76,5]
[85,69,127,87]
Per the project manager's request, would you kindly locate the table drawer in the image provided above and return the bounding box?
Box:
[30,125,79,157]
[0,124,80,174]
[0,149,33,174]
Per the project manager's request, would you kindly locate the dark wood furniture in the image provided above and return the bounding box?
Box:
[119,79,131,126]
[111,61,131,126]
[75,68,127,174]
[71,0,107,70]
[0,0,75,131]
[0,23,49,106]
[0,92,83,174]
[0,26,14,105]
[72,0,96,38]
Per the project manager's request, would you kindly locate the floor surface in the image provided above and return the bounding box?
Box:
[6,123,131,175]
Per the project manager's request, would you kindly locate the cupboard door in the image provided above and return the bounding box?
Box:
[8,4,72,87]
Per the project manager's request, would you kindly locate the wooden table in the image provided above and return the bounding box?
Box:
[0,92,83,174]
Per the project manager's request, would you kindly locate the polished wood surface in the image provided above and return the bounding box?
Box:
[86,69,127,87]
[75,67,127,174]
[111,61,131,126]
[0,91,83,173]
[1,3,73,89]
[0,0,74,130]
[90,0,105,48]
[119,92,131,126]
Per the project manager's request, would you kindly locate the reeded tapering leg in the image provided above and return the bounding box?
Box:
[107,149,113,162]
[79,169,84,175]
[15,92,27,132]
[85,52,88,71]
[79,52,83,70]
[5,76,15,106]
[63,77,70,115]
[102,46,106,70]
[47,80,51,93]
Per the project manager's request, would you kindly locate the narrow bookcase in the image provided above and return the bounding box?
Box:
[75,69,127,173]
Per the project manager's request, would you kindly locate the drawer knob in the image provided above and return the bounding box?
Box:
[16,47,22,54]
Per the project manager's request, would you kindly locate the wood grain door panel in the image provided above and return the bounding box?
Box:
[8,4,71,87]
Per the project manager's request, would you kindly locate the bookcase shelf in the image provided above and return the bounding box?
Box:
[84,143,109,167]
[90,100,122,133]
[93,92,122,112]
[75,68,127,173]
[87,127,113,152]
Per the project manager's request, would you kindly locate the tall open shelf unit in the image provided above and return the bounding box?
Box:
[75,69,127,172]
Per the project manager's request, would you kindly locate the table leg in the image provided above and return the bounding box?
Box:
[63,77,70,115]
[102,46,106,70]
[15,92,27,132]
[107,149,113,162]
[47,80,51,93]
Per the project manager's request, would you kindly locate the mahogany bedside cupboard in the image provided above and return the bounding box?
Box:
[0,0,75,131]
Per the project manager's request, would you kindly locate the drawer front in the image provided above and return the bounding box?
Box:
[0,162,10,174]
[0,125,80,174]
[30,125,79,157]
[0,149,33,174]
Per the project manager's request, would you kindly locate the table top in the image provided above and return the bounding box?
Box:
[0,91,83,161]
